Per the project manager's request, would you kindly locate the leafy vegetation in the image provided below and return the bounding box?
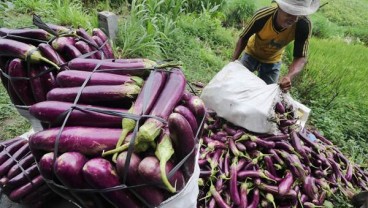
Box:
[0,0,367,206]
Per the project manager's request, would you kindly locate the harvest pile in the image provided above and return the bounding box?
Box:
[0,17,205,207]
[197,102,368,208]
[0,136,58,207]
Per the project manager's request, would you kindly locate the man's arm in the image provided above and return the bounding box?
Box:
[232,37,248,61]
[279,16,311,91]
[279,57,307,91]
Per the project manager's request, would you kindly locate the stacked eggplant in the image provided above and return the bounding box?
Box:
[0,24,116,107]
[0,22,207,207]
[27,67,206,207]
[197,103,368,208]
[0,136,58,207]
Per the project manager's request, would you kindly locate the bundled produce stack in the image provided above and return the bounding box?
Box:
[0,18,206,207]
[0,19,115,109]
[0,136,59,207]
[28,68,206,207]
[197,101,368,208]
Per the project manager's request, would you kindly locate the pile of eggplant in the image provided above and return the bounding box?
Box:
[197,102,368,208]
[0,136,58,207]
[0,21,207,207]
[27,68,206,207]
[0,21,117,107]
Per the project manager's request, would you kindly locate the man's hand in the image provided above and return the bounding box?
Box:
[279,76,291,92]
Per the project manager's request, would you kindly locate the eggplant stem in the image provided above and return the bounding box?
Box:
[112,129,131,162]
[102,143,129,157]
[160,162,176,193]
[40,57,60,70]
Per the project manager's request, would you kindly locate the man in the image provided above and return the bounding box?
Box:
[232,0,320,91]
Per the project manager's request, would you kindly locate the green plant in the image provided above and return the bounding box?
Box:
[310,14,343,39]
[13,0,52,15]
[114,1,163,59]
[52,0,96,29]
[293,38,368,104]
[184,0,224,14]
[222,0,255,28]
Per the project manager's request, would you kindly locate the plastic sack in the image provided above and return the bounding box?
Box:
[159,148,200,208]
[200,61,310,134]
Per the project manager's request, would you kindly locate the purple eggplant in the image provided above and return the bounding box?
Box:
[67,58,155,77]
[239,182,248,208]
[46,83,141,104]
[38,43,66,66]
[51,36,76,52]
[275,102,286,114]
[173,105,198,135]
[0,137,22,151]
[56,70,144,88]
[3,164,39,194]
[29,127,122,155]
[7,154,35,179]
[136,69,186,149]
[102,70,167,160]
[237,170,276,182]
[55,152,105,208]
[82,158,141,208]
[0,39,59,68]
[278,170,294,195]
[46,23,70,34]
[92,35,110,59]
[168,112,197,177]
[92,28,114,58]
[7,58,35,105]
[28,64,47,102]
[209,184,231,208]
[0,28,53,41]
[62,44,82,61]
[9,175,44,202]
[138,156,185,192]
[230,158,241,205]
[75,40,96,59]
[116,151,165,206]
[29,101,128,128]
[0,139,28,171]
[184,95,206,124]
[247,188,260,208]
[76,28,99,50]
[38,152,54,179]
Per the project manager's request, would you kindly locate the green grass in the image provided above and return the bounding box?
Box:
[0,83,30,140]
[295,38,368,103]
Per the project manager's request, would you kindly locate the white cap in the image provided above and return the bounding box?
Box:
[275,0,320,15]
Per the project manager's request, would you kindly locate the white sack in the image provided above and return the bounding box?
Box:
[159,148,200,208]
[201,61,310,134]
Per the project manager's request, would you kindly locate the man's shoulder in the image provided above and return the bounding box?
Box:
[253,5,277,19]
[296,16,312,31]
[298,16,311,25]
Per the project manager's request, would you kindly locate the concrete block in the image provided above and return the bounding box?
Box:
[98,11,118,41]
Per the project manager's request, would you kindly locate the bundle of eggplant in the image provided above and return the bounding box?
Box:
[197,103,368,208]
[0,21,120,107]
[0,136,58,207]
[27,67,206,207]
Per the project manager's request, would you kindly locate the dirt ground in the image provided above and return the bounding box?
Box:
[0,193,78,208]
